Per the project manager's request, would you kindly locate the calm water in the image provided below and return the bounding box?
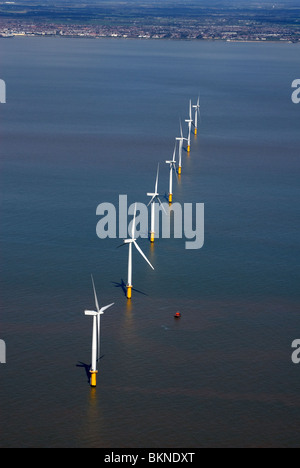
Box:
[0,38,300,448]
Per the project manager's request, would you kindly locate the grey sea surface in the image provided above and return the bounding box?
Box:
[0,38,299,447]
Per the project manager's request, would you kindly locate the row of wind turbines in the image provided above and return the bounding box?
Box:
[84,96,201,387]
[167,97,200,202]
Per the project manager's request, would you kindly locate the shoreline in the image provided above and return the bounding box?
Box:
[1,35,299,44]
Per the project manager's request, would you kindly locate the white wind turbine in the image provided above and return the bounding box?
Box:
[120,203,154,299]
[166,142,177,204]
[185,99,193,153]
[176,120,188,175]
[147,163,167,243]
[84,275,114,387]
[192,96,201,136]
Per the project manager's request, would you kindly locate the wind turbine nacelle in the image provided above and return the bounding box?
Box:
[84,310,98,316]
[147,192,156,197]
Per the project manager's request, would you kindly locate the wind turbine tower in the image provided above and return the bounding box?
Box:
[185,100,193,153]
[119,204,155,299]
[84,276,114,387]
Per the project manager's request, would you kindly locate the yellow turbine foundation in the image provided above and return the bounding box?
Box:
[194,128,198,135]
[178,166,182,175]
[150,232,155,243]
[127,285,132,300]
[187,145,191,153]
[169,194,173,204]
[90,370,98,388]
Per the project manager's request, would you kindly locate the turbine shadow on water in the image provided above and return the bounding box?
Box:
[76,361,91,383]
[163,192,169,203]
[111,279,148,297]
[76,356,105,384]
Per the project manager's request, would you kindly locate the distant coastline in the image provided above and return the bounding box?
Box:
[0,2,299,43]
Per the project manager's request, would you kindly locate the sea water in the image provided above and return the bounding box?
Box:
[0,37,299,447]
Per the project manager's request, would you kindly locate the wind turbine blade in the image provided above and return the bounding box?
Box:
[133,241,154,270]
[155,163,159,194]
[147,196,156,207]
[91,275,100,312]
[172,142,176,163]
[180,119,183,139]
[157,197,167,215]
[100,303,114,314]
[131,203,137,239]
[173,165,179,182]
[189,100,192,120]
[198,107,201,123]
[117,242,127,248]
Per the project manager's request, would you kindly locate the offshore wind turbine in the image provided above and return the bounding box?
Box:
[147,163,167,243]
[166,142,177,204]
[185,99,193,153]
[84,275,114,388]
[176,120,188,175]
[192,96,201,136]
[120,204,154,299]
